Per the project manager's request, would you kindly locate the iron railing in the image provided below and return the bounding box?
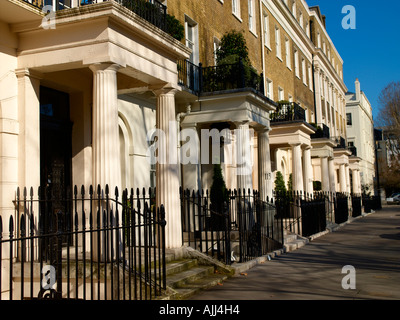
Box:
[270,102,306,123]
[178,58,265,96]
[333,136,346,149]
[0,185,166,300]
[274,191,327,238]
[310,123,330,139]
[22,0,168,34]
[180,188,283,265]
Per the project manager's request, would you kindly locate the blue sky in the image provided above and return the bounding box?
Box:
[306,0,400,121]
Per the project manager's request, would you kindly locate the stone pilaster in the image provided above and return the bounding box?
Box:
[328,157,336,193]
[321,156,330,192]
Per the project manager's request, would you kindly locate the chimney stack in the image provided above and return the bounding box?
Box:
[355,78,360,101]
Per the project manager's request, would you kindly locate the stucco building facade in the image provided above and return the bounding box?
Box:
[0,2,360,296]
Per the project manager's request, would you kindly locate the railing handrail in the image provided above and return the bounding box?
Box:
[270,102,306,122]
[178,59,264,96]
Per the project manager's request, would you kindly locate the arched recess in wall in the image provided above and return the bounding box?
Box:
[118,112,133,190]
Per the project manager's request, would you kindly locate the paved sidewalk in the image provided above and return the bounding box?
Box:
[190,205,400,300]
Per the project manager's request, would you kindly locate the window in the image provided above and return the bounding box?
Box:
[299,12,303,29]
[213,37,221,65]
[266,79,273,99]
[248,0,255,32]
[346,113,352,126]
[232,0,241,18]
[302,58,307,85]
[275,26,281,59]
[263,13,270,48]
[285,38,291,68]
[185,16,199,64]
[278,87,284,101]
[294,49,299,78]
[308,64,312,91]
[317,32,321,48]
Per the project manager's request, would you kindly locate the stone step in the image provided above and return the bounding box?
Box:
[166,265,215,289]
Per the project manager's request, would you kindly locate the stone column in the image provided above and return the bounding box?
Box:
[345,165,351,194]
[339,164,347,193]
[291,143,304,193]
[321,156,329,192]
[153,86,182,249]
[257,128,272,201]
[303,146,313,195]
[90,63,121,192]
[328,157,336,193]
[236,121,253,193]
[352,169,359,195]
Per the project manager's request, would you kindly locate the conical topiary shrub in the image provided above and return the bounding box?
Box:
[209,164,229,230]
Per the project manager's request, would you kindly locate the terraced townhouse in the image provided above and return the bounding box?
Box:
[0,0,361,300]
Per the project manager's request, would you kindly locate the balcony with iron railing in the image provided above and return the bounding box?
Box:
[177,58,266,98]
[310,123,330,139]
[21,0,183,40]
[269,101,306,123]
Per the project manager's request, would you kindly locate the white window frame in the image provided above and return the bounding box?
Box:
[285,37,291,69]
[278,86,284,101]
[275,26,281,60]
[232,0,241,20]
[266,78,273,100]
[248,0,256,33]
[294,49,299,78]
[213,37,221,65]
[263,12,271,49]
[302,57,307,85]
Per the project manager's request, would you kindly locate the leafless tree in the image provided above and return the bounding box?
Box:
[376,81,400,193]
[377,81,400,158]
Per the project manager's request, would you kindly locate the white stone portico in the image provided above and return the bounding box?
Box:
[0,0,191,249]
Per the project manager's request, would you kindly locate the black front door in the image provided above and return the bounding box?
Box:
[40,86,72,237]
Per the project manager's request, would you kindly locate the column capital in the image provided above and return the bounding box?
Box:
[15,68,43,80]
[89,63,121,73]
[254,125,270,133]
[233,120,250,128]
[150,83,180,96]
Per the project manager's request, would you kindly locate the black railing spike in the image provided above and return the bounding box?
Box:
[81,185,85,196]
[115,186,119,198]
[20,213,26,235]
[9,215,14,236]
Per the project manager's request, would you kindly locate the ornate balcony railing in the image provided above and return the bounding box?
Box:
[178,58,265,96]
[21,0,173,37]
[269,102,306,123]
[348,145,357,156]
[332,136,346,149]
[310,123,330,139]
